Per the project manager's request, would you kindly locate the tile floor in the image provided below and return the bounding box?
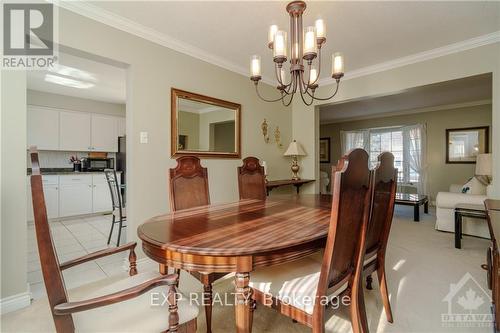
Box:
[27,214,128,300]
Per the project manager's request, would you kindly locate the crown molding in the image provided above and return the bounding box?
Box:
[320,99,492,125]
[53,1,499,88]
[51,0,275,85]
[318,31,500,86]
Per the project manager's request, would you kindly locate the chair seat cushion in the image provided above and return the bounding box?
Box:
[249,254,347,315]
[70,271,198,332]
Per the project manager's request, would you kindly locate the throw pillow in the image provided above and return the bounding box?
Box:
[462,176,487,195]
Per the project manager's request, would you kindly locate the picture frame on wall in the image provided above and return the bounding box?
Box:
[446,126,489,164]
[319,137,331,163]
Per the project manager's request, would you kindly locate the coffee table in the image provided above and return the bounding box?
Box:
[454,203,488,249]
[395,193,429,222]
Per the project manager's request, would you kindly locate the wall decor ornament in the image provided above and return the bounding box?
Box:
[261,119,270,143]
[274,126,283,148]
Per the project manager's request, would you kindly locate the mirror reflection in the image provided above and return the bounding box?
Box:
[171,88,240,158]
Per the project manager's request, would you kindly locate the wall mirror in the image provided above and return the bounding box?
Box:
[446,126,489,163]
[171,88,241,158]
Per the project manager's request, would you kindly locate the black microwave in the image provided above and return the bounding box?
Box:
[82,158,114,171]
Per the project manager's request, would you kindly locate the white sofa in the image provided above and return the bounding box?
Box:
[435,184,490,238]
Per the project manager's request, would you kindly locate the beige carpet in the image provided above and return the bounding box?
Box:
[1,207,493,332]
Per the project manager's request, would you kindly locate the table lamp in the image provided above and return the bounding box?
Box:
[475,153,492,185]
[284,140,306,180]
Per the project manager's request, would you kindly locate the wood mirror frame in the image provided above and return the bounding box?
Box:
[171,88,241,158]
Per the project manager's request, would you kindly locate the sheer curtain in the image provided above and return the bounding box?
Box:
[402,124,428,195]
[340,130,369,154]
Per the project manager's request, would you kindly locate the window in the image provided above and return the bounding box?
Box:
[369,129,404,182]
[341,125,424,187]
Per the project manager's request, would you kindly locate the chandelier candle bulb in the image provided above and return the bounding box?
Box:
[309,68,318,85]
[250,55,261,79]
[303,26,316,57]
[280,68,286,85]
[315,19,326,39]
[268,25,279,47]
[332,52,344,77]
[273,30,287,60]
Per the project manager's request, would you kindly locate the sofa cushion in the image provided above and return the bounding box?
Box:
[462,177,487,195]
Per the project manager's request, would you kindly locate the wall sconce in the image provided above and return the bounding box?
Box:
[261,119,270,143]
[274,126,283,148]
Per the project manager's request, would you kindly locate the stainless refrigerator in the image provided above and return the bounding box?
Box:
[116,136,126,203]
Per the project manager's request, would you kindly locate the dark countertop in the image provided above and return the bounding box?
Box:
[27,168,122,175]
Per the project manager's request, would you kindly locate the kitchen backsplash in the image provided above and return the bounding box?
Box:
[27,151,116,168]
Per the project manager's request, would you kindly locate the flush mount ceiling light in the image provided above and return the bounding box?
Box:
[250,1,344,106]
[49,64,97,83]
[44,74,95,89]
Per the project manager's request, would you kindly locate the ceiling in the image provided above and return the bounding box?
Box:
[69,1,500,84]
[27,52,126,103]
[319,74,492,123]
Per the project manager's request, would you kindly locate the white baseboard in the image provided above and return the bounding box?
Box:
[0,285,32,315]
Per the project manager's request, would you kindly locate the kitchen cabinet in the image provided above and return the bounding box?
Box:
[59,111,91,151]
[44,185,59,219]
[28,106,122,153]
[26,173,121,221]
[27,106,60,150]
[59,175,93,217]
[117,117,126,137]
[27,176,59,220]
[91,114,118,152]
[92,174,113,213]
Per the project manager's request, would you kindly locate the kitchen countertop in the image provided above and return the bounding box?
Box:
[27,168,122,175]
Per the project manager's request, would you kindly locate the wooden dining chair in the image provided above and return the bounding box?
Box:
[169,156,224,333]
[249,148,373,333]
[29,146,198,333]
[364,152,398,323]
[104,169,126,246]
[237,156,266,201]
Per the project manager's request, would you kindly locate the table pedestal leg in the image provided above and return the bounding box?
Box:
[235,272,252,333]
[424,200,429,214]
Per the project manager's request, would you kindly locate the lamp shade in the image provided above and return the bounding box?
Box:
[476,153,492,176]
[284,140,306,156]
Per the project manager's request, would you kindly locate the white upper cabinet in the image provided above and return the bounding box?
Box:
[28,106,122,152]
[27,106,59,150]
[117,117,126,137]
[59,111,91,151]
[91,114,118,152]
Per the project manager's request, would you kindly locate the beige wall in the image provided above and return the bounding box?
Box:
[292,43,500,198]
[27,89,125,116]
[320,104,492,201]
[1,72,28,300]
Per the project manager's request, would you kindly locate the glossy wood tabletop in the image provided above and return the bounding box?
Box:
[138,194,332,257]
[138,194,333,333]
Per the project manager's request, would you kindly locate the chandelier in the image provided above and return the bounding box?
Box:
[250,1,344,106]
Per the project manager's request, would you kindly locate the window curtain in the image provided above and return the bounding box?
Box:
[402,124,428,195]
[340,130,369,154]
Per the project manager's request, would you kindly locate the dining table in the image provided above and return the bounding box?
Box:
[138,194,333,333]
